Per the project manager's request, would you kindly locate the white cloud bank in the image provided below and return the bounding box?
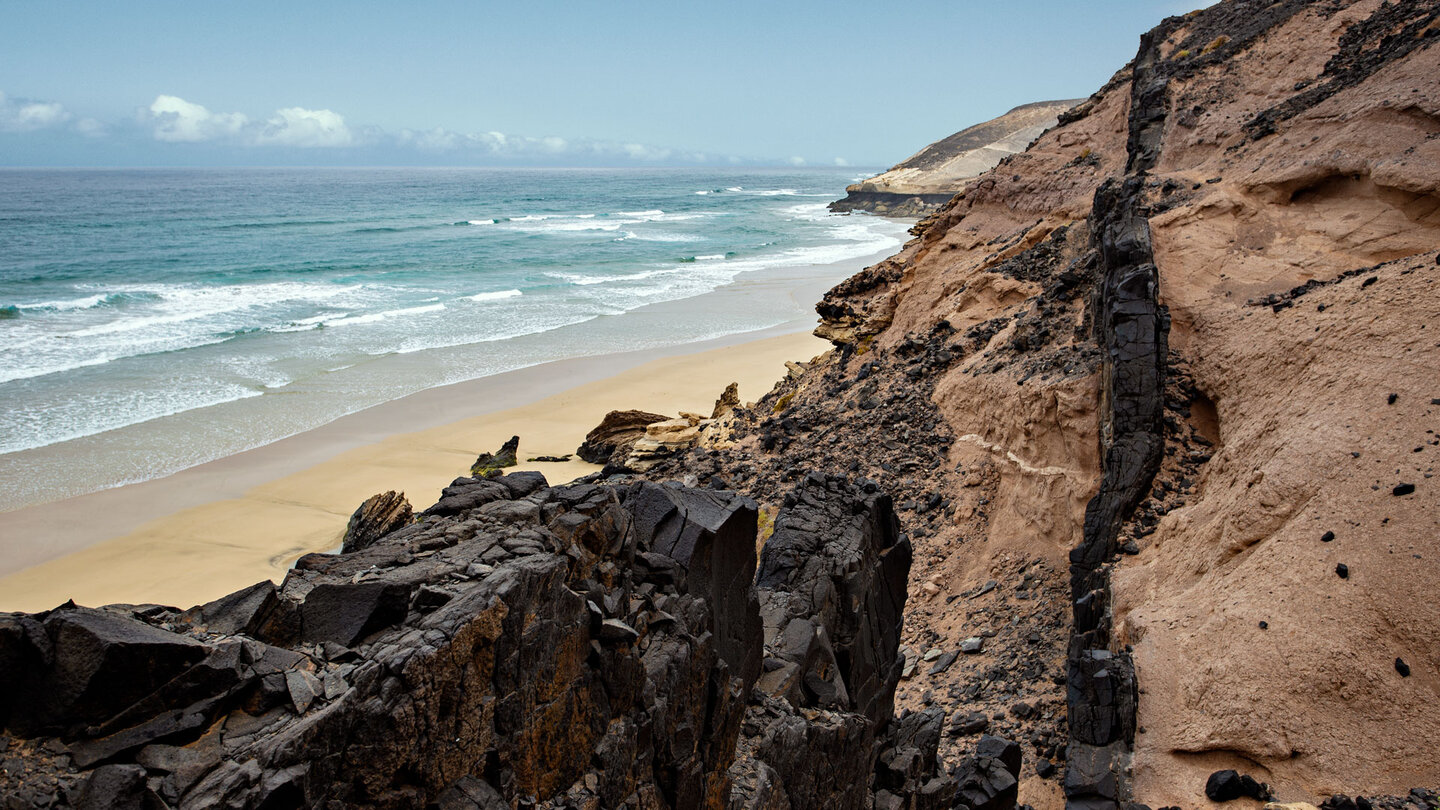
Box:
[0,91,101,135]
[4,89,802,165]
[147,95,354,147]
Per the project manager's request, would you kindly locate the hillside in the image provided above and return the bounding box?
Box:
[830,99,1082,217]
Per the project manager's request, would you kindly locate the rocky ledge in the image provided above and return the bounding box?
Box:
[0,471,1022,809]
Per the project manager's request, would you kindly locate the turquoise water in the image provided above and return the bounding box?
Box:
[0,168,906,503]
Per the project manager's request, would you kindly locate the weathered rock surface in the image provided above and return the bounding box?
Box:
[0,472,965,809]
[469,435,519,477]
[576,409,670,464]
[341,490,413,554]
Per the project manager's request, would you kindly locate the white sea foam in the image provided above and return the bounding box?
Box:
[694,254,727,261]
[627,231,704,243]
[15,293,113,312]
[324,302,446,327]
[465,289,523,302]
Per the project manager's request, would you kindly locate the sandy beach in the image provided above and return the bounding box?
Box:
[0,328,832,612]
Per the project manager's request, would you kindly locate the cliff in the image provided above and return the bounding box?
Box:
[4,1,1440,808]
[829,100,1082,217]
[656,0,1439,805]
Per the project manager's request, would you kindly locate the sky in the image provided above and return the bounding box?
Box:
[0,1,1202,168]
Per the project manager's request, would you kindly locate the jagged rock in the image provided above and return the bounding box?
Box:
[627,481,763,686]
[0,475,951,809]
[184,580,277,636]
[341,491,413,553]
[712,381,741,419]
[953,735,1022,810]
[470,435,519,477]
[755,473,910,725]
[296,581,412,646]
[7,607,209,737]
[576,409,669,464]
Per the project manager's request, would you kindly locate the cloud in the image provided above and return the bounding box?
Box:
[147,95,353,147]
[148,95,248,142]
[255,107,354,147]
[0,91,73,132]
[6,89,783,164]
[787,156,807,167]
[396,126,717,164]
[833,157,850,167]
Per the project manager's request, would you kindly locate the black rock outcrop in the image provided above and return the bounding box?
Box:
[0,473,963,809]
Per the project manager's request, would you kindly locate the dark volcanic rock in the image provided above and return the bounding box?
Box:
[470,435,519,477]
[341,490,413,553]
[1205,768,1272,802]
[953,735,1022,810]
[297,581,413,646]
[9,607,209,737]
[755,473,910,726]
[0,473,952,809]
[576,409,669,464]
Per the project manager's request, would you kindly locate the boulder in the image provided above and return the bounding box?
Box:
[623,415,708,472]
[953,736,1022,810]
[341,491,413,553]
[10,607,208,737]
[470,435,519,477]
[297,581,412,646]
[576,409,669,464]
[186,580,277,636]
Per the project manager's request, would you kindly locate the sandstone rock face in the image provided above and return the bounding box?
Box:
[830,100,1082,217]
[576,409,670,464]
[637,2,1440,807]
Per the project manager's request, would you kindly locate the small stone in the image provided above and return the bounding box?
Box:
[960,637,984,654]
[1393,483,1416,496]
[1258,621,1268,630]
[1387,393,1398,405]
[1320,531,1335,543]
[923,648,944,661]
[1036,759,1056,778]
[928,651,958,676]
[598,619,639,643]
[1395,657,1411,677]
[1335,563,1349,579]
[1008,701,1034,719]
[948,711,989,736]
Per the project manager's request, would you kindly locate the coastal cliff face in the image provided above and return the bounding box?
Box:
[2,1,1439,808]
[829,100,1082,217]
[653,0,1440,806]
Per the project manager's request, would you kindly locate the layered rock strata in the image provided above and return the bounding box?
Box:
[830,100,1082,217]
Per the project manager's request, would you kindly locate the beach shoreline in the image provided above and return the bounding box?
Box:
[0,239,901,612]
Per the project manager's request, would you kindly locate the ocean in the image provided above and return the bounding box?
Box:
[0,167,908,508]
